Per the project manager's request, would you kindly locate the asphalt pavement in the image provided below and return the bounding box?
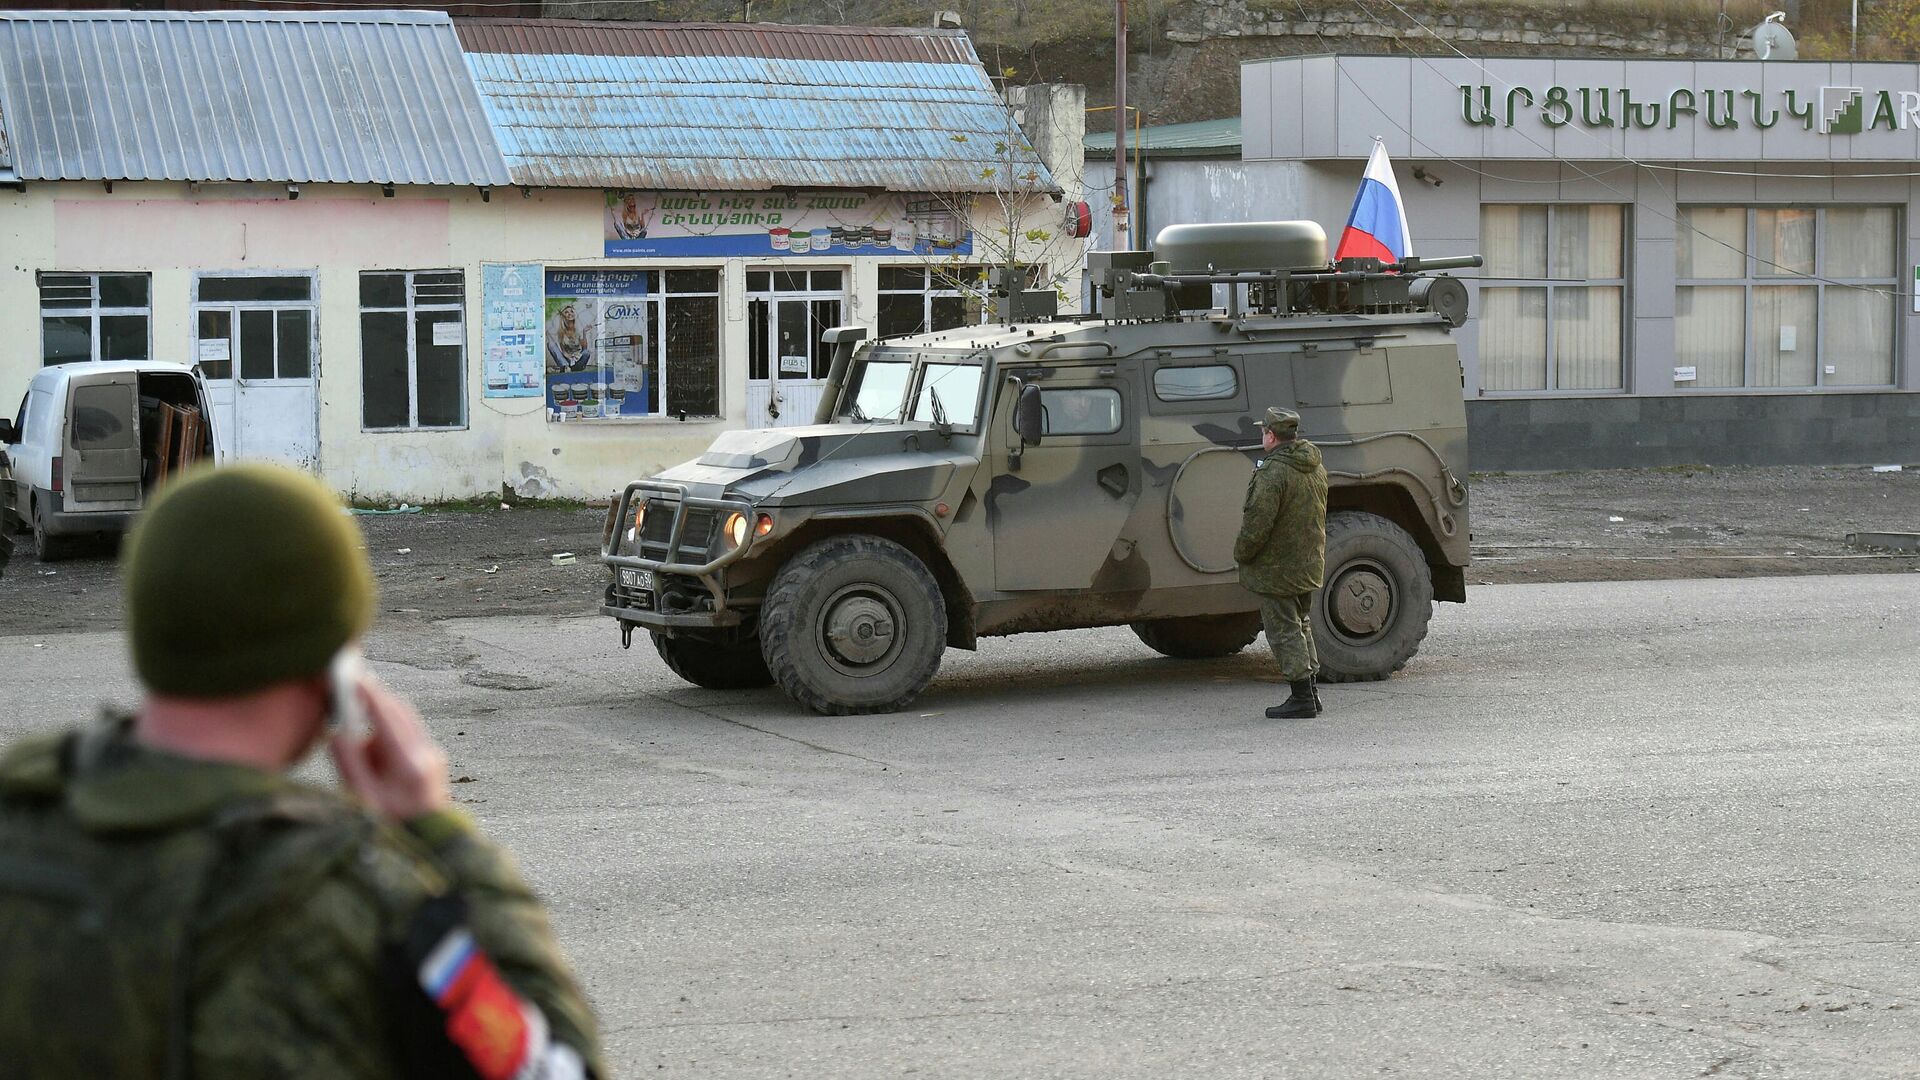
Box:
[7,574,1920,1078]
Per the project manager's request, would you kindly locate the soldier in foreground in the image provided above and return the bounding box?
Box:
[0,463,603,1078]
[1233,407,1330,719]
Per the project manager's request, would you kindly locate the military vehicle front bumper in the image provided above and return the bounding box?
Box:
[600,479,763,634]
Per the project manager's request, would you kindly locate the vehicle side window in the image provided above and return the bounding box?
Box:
[1039,388,1123,437]
[1153,365,1239,403]
[11,394,26,442]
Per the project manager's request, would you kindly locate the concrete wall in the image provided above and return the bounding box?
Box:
[1469,392,1920,470]
[0,181,1069,501]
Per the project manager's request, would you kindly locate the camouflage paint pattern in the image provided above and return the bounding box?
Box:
[603,303,1470,647]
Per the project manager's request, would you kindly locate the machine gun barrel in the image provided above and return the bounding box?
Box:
[1396,255,1483,272]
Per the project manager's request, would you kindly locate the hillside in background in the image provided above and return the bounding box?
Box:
[555,0,1910,128]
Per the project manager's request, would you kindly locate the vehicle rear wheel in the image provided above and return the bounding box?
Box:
[651,632,774,690]
[760,535,946,715]
[1312,511,1434,683]
[1130,612,1261,659]
[31,497,72,562]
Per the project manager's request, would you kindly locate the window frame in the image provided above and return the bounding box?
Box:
[1476,204,1631,395]
[37,272,152,367]
[1675,205,1900,391]
[876,264,991,337]
[359,269,468,432]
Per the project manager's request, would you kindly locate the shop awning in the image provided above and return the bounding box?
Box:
[0,10,512,186]
[458,19,1057,195]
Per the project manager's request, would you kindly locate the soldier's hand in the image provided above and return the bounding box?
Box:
[330,680,453,821]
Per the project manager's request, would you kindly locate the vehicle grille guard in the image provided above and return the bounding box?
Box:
[604,480,761,613]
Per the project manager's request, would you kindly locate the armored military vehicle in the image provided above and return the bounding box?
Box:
[601,221,1478,715]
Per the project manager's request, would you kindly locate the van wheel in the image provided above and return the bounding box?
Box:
[760,535,946,716]
[651,632,774,690]
[1312,511,1434,683]
[1130,613,1261,658]
[31,498,72,562]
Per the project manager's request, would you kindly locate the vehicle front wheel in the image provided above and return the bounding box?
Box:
[759,535,947,715]
[652,632,775,690]
[1130,612,1261,659]
[1311,511,1435,682]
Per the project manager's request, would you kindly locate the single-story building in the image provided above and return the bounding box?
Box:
[0,9,1082,499]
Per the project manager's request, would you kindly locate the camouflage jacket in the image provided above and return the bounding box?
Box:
[1233,439,1329,597]
[0,717,604,1079]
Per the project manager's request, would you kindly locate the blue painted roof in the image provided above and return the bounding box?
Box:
[0,10,509,186]
[459,20,1055,194]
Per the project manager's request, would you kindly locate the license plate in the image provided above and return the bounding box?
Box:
[619,568,655,590]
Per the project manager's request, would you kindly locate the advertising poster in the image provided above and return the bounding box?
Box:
[605,190,972,258]
[544,270,650,421]
[481,263,543,399]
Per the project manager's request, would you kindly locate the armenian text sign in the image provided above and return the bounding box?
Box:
[604,190,972,258]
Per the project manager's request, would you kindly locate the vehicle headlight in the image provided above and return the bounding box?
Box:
[625,501,646,544]
[725,511,749,548]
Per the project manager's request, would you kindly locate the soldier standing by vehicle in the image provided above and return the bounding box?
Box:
[0,463,603,1079]
[1234,407,1330,719]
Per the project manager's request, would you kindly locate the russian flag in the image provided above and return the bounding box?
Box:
[1335,141,1413,265]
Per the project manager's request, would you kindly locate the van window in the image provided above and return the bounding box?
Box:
[10,394,25,443]
[71,384,135,450]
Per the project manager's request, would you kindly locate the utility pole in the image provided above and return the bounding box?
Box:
[1852,0,1859,57]
[1113,0,1130,250]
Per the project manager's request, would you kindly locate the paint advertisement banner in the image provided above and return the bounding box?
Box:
[604,190,972,258]
[481,263,543,399]
[545,270,650,421]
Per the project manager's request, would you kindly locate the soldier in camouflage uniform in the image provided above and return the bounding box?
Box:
[0,463,603,1079]
[1233,406,1330,719]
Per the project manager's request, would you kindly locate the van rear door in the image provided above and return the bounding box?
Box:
[64,371,143,510]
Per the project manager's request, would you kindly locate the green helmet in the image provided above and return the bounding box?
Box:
[1261,406,1301,439]
[122,463,374,699]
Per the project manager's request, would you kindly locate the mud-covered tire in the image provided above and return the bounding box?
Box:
[31,498,72,563]
[652,632,775,690]
[760,535,946,715]
[1130,612,1261,659]
[1311,511,1434,683]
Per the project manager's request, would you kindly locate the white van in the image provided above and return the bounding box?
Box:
[0,362,220,560]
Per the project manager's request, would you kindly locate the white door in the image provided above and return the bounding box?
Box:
[747,272,844,429]
[193,277,318,469]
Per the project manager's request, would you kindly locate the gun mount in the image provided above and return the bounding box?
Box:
[1090,221,1481,326]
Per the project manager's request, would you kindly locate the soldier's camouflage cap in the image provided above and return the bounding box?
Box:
[1261,406,1301,438]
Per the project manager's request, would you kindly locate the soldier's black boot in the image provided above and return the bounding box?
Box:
[1266,680,1320,719]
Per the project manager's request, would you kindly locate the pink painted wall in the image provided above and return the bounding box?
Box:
[53,197,451,268]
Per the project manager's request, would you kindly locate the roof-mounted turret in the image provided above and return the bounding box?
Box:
[1088,220,1481,326]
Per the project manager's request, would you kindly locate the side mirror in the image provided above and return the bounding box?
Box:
[0,420,14,445]
[1014,384,1044,448]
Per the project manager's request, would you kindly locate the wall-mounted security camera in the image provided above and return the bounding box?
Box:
[1412,167,1442,188]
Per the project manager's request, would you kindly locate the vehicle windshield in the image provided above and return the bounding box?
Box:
[911,362,984,431]
[847,359,912,422]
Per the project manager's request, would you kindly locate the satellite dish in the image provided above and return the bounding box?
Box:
[1751,12,1798,60]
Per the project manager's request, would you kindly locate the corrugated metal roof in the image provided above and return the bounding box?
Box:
[459,19,1054,194]
[0,10,511,185]
[1085,117,1241,158]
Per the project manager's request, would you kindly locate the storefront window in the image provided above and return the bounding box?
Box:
[38,273,151,366]
[1478,205,1626,392]
[360,271,466,430]
[1675,207,1897,389]
[540,269,721,421]
[876,265,986,338]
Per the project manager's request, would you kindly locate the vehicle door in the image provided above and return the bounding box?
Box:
[0,390,36,526]
[990,364,1142,592]
[61,369,142,510]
